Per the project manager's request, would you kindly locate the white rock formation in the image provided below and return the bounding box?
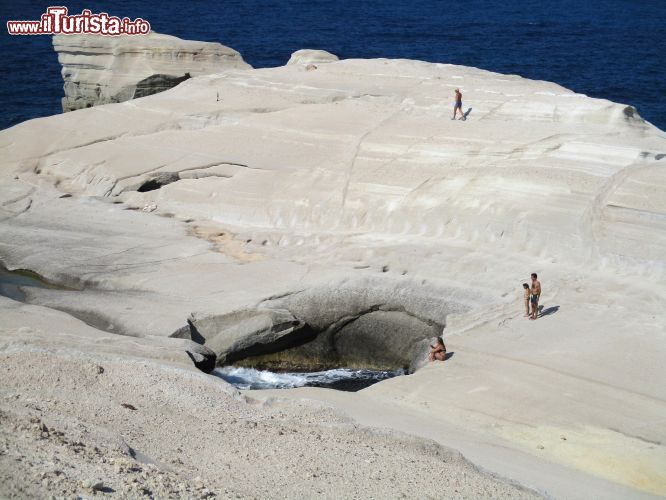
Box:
[287,49,339,66]
[53,32,250,111]
[1,56,665,499]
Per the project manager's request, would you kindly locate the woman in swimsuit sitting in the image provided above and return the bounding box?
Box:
[428,337,447,362]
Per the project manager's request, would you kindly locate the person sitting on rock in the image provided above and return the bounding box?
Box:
[428,337,447,362]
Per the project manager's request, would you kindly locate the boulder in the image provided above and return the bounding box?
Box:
[287,49,339,66]
[186,309,307,365]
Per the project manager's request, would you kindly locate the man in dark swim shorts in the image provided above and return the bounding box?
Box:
[452,88,465,120]
[530,272,541,320]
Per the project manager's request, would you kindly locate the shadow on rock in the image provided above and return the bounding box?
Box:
[539,305,560,317]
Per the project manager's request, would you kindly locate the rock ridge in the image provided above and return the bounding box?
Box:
[53,31,250,111]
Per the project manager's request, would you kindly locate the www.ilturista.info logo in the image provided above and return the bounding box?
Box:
[6,6,151,36]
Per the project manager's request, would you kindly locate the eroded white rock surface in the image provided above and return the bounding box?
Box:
[53,32,250,111]
[1,56,665,498]
[287,48,339,65]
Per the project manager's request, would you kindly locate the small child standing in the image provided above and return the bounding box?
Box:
[522,283,530,317]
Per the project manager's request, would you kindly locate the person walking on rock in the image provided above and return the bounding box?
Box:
[452,88,465,120]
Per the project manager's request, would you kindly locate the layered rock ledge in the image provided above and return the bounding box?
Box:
[53,32,250,111]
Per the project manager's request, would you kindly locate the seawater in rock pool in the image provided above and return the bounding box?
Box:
[0,266,62,302]
[214,366,406,392]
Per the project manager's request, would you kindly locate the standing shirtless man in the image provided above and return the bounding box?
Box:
[452,88,465,120]
[530,273,541,320]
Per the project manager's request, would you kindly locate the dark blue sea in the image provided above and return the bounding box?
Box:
[1,0,665,131]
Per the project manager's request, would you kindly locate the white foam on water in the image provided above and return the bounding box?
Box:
[213,366,405,391]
